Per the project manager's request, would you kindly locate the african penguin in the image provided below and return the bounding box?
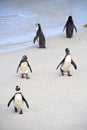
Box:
[17,55,32,79]
[56,48,77,76]
[7,86,29,114]
[33,23,46,48]
[63,16,77,38]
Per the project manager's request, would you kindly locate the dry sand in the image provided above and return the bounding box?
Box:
[0,28,87,130]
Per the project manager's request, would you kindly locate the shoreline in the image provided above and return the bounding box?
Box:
[0,27,84,54]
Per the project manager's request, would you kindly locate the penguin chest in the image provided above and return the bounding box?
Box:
[62,55,71,71]
[14,94,23,109]
[20,62,29,74]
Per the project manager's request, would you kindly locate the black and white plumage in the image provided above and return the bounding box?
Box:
[7,86,29,114]
[63,16,77,38]
[17,55,32,79]
[33,23,46,48]
[56,48,77,76]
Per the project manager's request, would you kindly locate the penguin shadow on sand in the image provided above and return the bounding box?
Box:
[56,48,77,77]
[16,55,32,79]
[7,86,29,114]
[33,23,46,48]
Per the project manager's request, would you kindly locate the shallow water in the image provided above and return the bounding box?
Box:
[0,0,87,53]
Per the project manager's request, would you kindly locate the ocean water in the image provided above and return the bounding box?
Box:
[0,0,87,53]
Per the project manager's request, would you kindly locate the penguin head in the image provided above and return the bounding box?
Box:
[65,48,70,54]
[36,23,41,31]
[22,55,28,60]
[68,16,72,21]
[15,86,20,91]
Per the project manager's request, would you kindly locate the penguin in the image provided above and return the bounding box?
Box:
[7,86,29,114]
[63,16,77,38]
[56,48,77,76]
[33,23,46,48]
[17,55,32,79]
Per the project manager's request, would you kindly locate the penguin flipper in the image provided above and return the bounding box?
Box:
[71,59,77,69]
[16,61,22,73]
[33,35,38,44]
[7,96,14,107]
[30,66,32,73]
[27,62,32,73]
[73,25,77,32]
[63,24,66,32]
[56,59,64,70]
[22,95,29,108]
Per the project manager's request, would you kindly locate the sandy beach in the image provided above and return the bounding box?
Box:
[0,27,87,130]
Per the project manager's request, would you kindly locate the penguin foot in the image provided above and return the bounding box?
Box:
[60,69,64,76]
[61,72,64,76]
[68,73,72,76]
[26,76,30,79]
[19,110,23,114]
[39,46,46,49]
[26,74,30,79]
[68,74,72,76]
[68,72,72,76]
[14,107,18,113]
[21,74,25,78]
